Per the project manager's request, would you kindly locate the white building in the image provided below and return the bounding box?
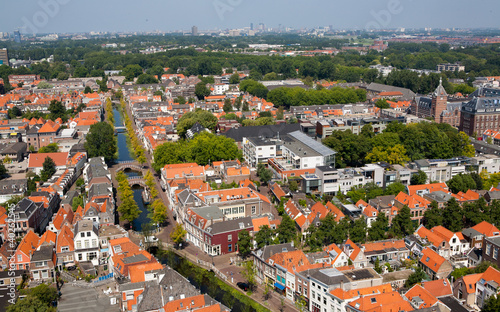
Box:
[74,220,100,266]
[212,84,229,95]
[470,154,500,174]
[242,137,278,167]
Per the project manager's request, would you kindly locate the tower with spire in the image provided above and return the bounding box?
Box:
[431,77,448,122]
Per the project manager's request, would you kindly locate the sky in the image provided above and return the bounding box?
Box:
[1,0,499,34]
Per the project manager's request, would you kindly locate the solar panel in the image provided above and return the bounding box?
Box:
[289,131,336,156]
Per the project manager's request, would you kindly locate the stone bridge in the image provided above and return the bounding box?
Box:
[115,160,143,172]
[127,176,147,187]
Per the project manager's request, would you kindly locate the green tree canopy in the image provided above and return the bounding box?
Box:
[176,109,218,138]
[84,122,117,162]
[238,230,252,259]
[38,143,59,153]
[40,156,56,182]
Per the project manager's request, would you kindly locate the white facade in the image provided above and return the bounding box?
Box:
[242,137,277,167]
[471,154,500,174]
[213,84,229,95]
[74,220,100,266]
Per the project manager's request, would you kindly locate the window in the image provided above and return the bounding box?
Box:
[61,247,69,252]
[251,206,256,214]
[228,244,232,252]
[228,235,232,242]
[486,244,491,255]
[17,254,22,262]
[87,232,91,237]
[76,241,81,249]
[494,248,498,260]
[239,206,244,213]
[80,233,85,238]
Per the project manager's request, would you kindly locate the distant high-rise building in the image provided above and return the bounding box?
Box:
[250,23,254,30]
[14,30,21,43]
[192,26,198,36]
[0,48,8,66]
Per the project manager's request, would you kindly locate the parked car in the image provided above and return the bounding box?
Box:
[237,282,249,291]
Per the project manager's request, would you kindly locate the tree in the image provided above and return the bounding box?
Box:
[38,143,59,153]
[374,258,383,273]
[150,199,168,225]
[8,106,22,119]
[375,99,390,109]
[229,73,240,84]
[136,74,158,85]
[195,82,210,100]
[289,180,298,192]
[176,109,218,138]
[390,205,414,237]
[365,144,409,165]
[238,230,252,259]
[223,98,232,113]
[72,195,84,212]
[48,100,66,121]
[276,215,296,244]
[423,201,443,228]
[482,295,500,312]
[118,196,141,225]
[170,223,187,247]
[384,182,406,196]
[241,261,257,290]
[411,170,428,185]
[242,101,249,111]
[257,164,273,185]
[84,122,117,162]
[7,283,58,312]
[405,267,426,288]
[350,217,367,243]
[0,163,7,178]
[447,173,477,193]
[40,156,56,182]
[442,198,464,232]
[368,212,388,241]
[84,86,92,94]
[255,225,275,248]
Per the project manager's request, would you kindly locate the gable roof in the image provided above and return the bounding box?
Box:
[472,221,500,237]
[17,230,40,260]
[407,183,448,196]
[420,248,446,273]
[421,279,453,298]
[404,284,439,309]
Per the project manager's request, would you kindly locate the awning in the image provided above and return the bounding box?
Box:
[274,282,285,291]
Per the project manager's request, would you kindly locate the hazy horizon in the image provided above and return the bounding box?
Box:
[1,0,499,34]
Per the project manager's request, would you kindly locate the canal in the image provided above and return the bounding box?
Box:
[113,107,267,312]
[113,107,149,231]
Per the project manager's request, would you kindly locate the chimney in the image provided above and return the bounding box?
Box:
[340,280,344,290]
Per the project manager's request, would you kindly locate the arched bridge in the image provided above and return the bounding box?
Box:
[127,176,147,187]
[115,160,143,172]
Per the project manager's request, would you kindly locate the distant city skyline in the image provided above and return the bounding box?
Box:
[0,0,499,34]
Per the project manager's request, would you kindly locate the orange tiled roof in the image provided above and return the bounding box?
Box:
[472,221,500,237]
[461,273,483,294]
[252,217,271,232]
[348,291,413,312]
[407,183,448,196]
[17,230,40,259]
[420,248,446,273]
[28,152,68,168]
[404,284,438,309]
[362,240,405,253]
[421,279,452,298]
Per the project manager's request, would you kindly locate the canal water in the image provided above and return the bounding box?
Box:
[113,107,149,231]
